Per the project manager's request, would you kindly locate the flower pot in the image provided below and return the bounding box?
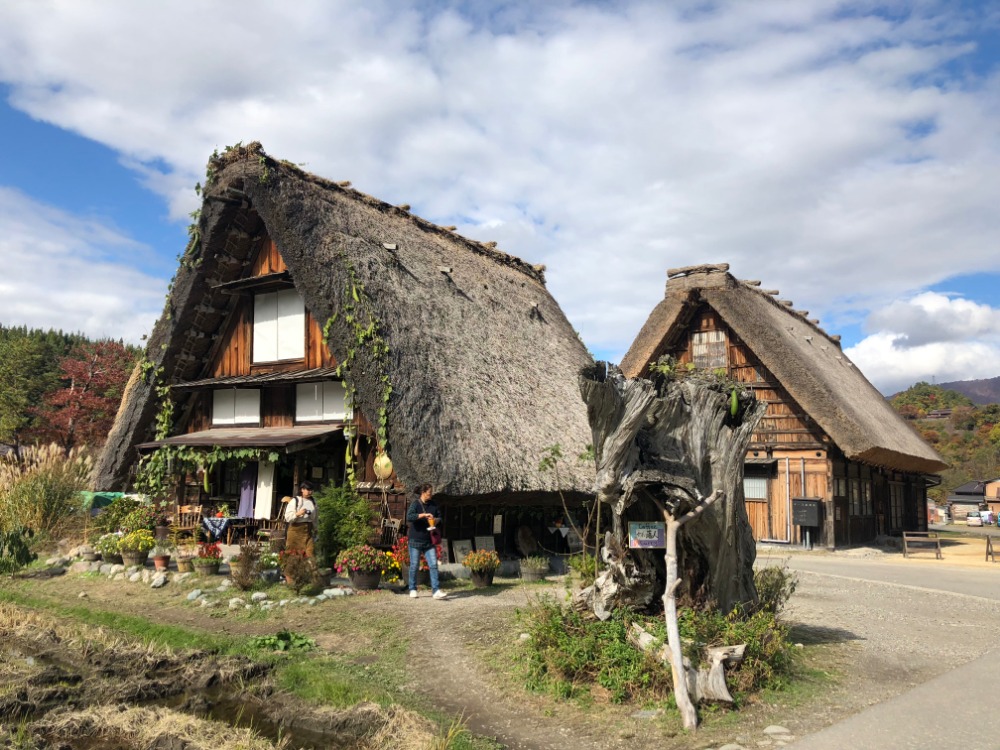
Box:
[520,566,547,582]
[470,569,496,588]
[120,550,150,567]
[176,557,194,573]
[152,554,171,572]
[154,525,170,543]
[192,560,221,575]
[349,570,382,591]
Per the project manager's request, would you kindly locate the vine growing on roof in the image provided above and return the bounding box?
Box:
[323,256,394,487]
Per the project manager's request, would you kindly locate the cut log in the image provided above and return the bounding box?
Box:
[628,622,741,705]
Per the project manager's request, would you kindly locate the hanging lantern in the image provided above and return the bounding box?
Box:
[373,452,393,480]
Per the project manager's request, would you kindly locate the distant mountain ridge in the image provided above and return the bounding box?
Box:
[936,376,1000,405]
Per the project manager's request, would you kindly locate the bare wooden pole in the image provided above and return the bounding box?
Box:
[653,490,723,731]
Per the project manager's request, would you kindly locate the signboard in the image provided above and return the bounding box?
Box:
[792,498,822,527]
[474,535,496,552]
[628,521,665,549]
[451,539,473,564]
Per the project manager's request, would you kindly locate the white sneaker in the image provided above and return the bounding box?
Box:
[409,589,418,598]
[432,590,448,600]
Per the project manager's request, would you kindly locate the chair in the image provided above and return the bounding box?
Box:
[256,517,287,552]
[226,517,255,545]
[171,504,203,540]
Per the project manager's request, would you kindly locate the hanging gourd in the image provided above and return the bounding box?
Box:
[730,387,739,418]
[373,452,393,480]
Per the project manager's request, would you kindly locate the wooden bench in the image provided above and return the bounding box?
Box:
[902,531,942,559]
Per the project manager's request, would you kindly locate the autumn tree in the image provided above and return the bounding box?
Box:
[33,341,136,454]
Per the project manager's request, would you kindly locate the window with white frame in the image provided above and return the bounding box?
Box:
[253,289,305,362]
[296,381,348,422]
[212,389,261,426]
[692,330,727,370]
[743,475,768,500]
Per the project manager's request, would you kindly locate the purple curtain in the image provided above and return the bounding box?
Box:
[237,463,258,519]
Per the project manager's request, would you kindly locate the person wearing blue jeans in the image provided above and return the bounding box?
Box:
[406,483,447,599]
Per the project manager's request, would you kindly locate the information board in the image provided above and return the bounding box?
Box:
[628,521,665,549]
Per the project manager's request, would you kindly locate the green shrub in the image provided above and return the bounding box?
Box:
[754,564,798,615]
[566,552,597,585]
[521,596,672,703]
[92,495,141,535]
[520,595,795,705]
[0,444,91,540]
[314,484,376,567]
[0,527,37,576]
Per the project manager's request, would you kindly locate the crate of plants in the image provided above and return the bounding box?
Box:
[191,541,223,575]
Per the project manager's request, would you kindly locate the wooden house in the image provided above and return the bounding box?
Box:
[947,479,998,522]
[620,264,947,549]
[93,143,594,546]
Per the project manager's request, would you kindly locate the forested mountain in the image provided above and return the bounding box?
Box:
[936,376,1000,405]
[890,382,1000,500]
[0,324,140,454]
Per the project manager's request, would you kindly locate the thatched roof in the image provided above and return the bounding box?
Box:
[94,143,595,498]
[621,264,947,475]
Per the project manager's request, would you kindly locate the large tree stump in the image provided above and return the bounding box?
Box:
[576,364,766,615]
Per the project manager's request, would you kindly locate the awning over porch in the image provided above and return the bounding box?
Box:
[169,367,340,391]
[137,424,343,451]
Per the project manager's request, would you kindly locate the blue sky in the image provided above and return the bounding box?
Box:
[0,0,998,394]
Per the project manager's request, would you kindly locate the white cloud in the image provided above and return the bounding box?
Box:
[0,187,167,342]
[0,1,997,376]
[847,293,1000,394]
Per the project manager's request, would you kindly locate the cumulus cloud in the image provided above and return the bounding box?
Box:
[0,187,166,341]
[847,293,1000,394]
[0,1,997,370]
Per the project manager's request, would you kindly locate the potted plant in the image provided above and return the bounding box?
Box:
[334,544,388,591]
[191,541,223,575]
[520,555,549,582]
[119,529,156,567]
[463,549,500,588]
[151,541,173,572]
[95,532,123,564]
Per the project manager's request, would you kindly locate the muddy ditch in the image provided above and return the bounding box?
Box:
[0,604,436,750]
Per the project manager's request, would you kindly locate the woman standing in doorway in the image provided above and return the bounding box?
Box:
[284,481,317,557]
[406,483,447,599]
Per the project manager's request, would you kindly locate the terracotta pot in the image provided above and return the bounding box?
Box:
[120,550,150,567]
[349,570,382,590]
[152,554,171,572]
[470,569,495,588]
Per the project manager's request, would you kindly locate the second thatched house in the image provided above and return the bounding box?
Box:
[94,143,594,554]
[620,263,947,548]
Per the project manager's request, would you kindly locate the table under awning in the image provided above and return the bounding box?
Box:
[137,424,344,452]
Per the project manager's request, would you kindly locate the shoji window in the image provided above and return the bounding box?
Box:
[212,389,261,426]
[296,381,348,422]
[253,289,305,362]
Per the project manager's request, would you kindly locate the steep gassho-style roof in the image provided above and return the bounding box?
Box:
[621,264,947,475]
[94,143,595,498]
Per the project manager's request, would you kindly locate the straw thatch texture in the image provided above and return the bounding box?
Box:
[94,144,594,498]
[620,268,947,475]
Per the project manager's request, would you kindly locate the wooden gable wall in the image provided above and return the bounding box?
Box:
[211,237,335,378]
[666,307,827,450]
